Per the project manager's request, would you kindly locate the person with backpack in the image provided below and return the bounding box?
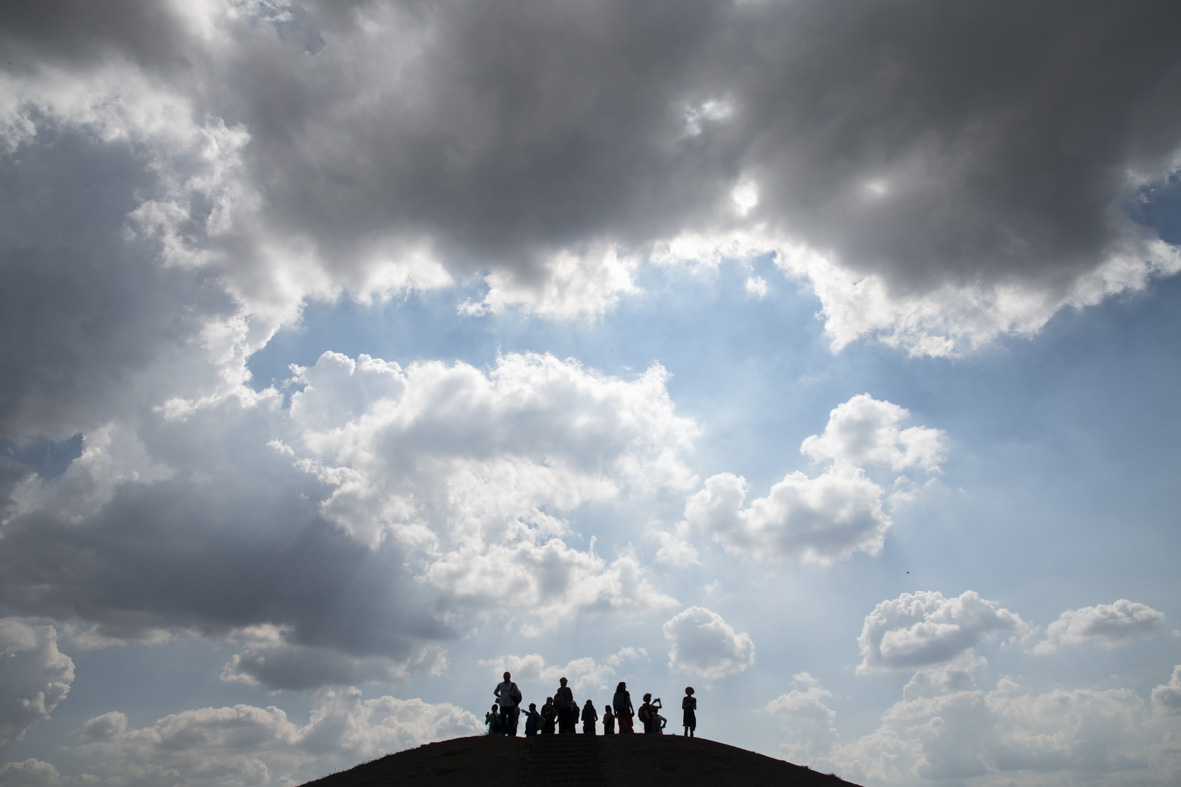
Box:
[612,681,634,734]
[494,671,523,736]
[638,693,663,734]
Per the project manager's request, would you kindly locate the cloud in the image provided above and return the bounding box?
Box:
[288,350,700,549]
[68,688,482,787]
[1034,599,1165,654]
[0,758,61,786]
[1152,666,1181,714]
[480,648,649,699]
[674,393,944,565]
[663,606,755,679]
[0,348,691,689]
[0,619,75,746]
[775,671,1181,786]
[858,591,1027,673]
[801,394,947,474]
[4,0,1178,364]
[765,673,841,765]
[688,468,892,565]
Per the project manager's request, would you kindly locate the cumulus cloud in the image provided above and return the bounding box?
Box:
[801,394,947,473]
[3,0,1178,366]
[69,688,482,787]
[675,393,943,565]
[1152,666,1181,714]
[775,671,1181,786]
[683,468,891,565]
[0,348,691,689]
[288,350,700,550]
[1034,599,1165,654]
[858,591,1027,673]
[663,606,754,679]
[480,648,649,698]
[765,673,841,765]
[0,619,75,746]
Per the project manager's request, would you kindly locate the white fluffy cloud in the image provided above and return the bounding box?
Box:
[765,673,841,766]
[676,393,944,565]
[68,688,481,787]
[0,619,75,746]
[1034,599,1165,654]
[858,591,1027,673]
[801,394,947,473]
[481,648,649,700]
[663,606,755,679]
[771,669,1181,786]
[1152,666,1181,714]
[683,468,891,565]
[288,350,699,550]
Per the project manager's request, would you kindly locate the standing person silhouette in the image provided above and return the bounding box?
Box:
[494,671,522,736]
[541,697,556,734]
[554,677,576,734]
[682,687,697,737]
[581,699,598,734]
[602,702,615,735]
[612,681,635,734]
[523,703,541,736]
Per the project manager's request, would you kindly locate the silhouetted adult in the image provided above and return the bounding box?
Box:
[524,702,541,737]
[494,671,522,736]
[639,693,663,734]
[541,697,556,735]
[613,681,635,734]
[682,687,697,738]
[554,677,576,734]
[603,703,615,735]
[581,699,598,735]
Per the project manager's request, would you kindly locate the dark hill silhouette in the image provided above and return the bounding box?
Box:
[301,734,864,786]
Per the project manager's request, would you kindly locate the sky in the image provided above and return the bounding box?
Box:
[2,1,1181,785]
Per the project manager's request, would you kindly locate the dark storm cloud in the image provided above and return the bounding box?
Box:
[209,0,1181,294]
[0,125,235,441]
[0,397,453,685]
[4,0,1179,328]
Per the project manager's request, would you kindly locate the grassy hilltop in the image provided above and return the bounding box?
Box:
[302,734,863,786]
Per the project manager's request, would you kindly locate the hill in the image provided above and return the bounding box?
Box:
[301,734,864,786]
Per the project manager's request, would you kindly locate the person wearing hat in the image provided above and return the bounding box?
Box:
[682,687,697,737]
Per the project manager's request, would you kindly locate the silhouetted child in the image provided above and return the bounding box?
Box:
[682,687,697,738]
[486,704,501,735]
[603,703,615,735]
[581,699,598,734]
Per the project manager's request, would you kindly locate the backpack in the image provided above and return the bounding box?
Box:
[510,683,522,705]
[637,705,651,724]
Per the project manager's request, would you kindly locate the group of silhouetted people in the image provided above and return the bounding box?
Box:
[488,672,698,738]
